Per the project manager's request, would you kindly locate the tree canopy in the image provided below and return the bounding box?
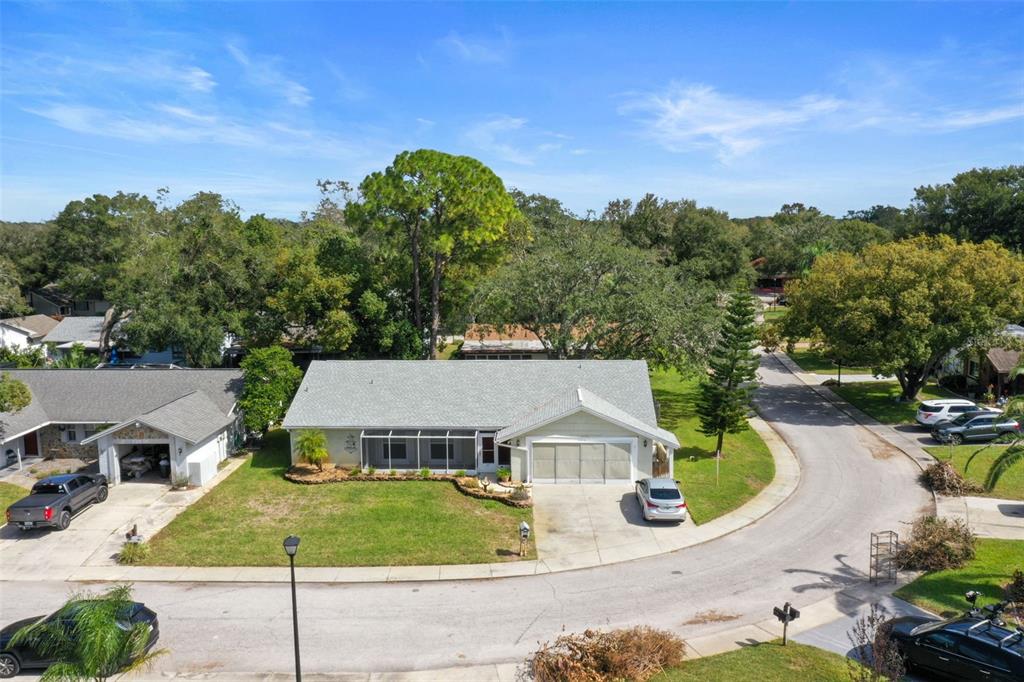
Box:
[912,165,1023,251]
[239,346,304,433]
[783,235,1024,400]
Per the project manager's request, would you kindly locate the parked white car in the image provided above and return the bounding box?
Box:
[915,399,996,427]
[635,478,687,522]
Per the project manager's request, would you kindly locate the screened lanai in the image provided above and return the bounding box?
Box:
[360,429,478,472]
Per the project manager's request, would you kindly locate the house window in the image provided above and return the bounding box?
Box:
[430,441,449,462]
[481,436,495,465]
[64,429,79,443]
[385,441,407,461]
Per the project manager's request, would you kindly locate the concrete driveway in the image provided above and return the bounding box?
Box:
[0,480,171,577]
[532,483,699,564]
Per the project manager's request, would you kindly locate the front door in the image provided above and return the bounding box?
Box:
[478,434,497,473]
[23,431,38,456]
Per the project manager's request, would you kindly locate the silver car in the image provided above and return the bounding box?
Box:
[635,478,687,522]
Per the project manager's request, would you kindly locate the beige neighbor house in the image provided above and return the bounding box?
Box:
[0,369,243,486]
[282,360,679,484]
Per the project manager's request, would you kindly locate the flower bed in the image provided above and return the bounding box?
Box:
[284,465,533,508]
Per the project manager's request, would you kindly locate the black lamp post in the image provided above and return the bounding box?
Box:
[283,535,302,682]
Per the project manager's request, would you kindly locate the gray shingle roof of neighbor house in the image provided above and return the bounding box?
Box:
[82,390,236,445]
[283,360,675,443]
[496,386,680,448]
[0,314,60,340]
[41,317,105,346]
[0,369,243,442]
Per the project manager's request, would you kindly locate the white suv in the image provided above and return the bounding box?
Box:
[915,399,982,427]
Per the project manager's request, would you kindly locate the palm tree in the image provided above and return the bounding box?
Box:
[969,359,1024,491]
[9,584,165,681]
[294,429,329,471]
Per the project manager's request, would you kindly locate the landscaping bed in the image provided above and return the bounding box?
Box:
[653,641,854,681]
[924,444,1023,500]
[142,431,535,567]
[650,368,775,524]
[894,538,1024,618]
[284,465,532,508]
[831,380,955,424]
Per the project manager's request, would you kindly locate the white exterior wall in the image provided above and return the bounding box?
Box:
[289,428,362,466]
[0,326,32,351]
[184,430,228,487]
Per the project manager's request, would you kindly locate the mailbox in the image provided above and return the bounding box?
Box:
[772,602,800,644]
[519,521,531,541]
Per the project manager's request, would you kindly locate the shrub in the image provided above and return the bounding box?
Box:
[497,466,511,481]
[511,485,531,501]
[171,472,191,490]
[294,429,329,472]
[1005,568,1024,621]
[118,541,151,565]
[455,469,467,477]
[896,516,976,572]
[846,603,905,682]
[524,626,685,682]
[419,467,431,479]
[367,466,376,476]
[461,477,480,489]
[758,322,782,353]
[389,469,398,477]
[921,460,982,496]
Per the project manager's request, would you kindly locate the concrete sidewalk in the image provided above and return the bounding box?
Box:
[774,351,1024,540]
[4,415,801,585]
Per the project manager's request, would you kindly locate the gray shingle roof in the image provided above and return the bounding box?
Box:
[0,369,242,442]
[283,360,666,438]
[42,317,104,345]
[0,314,60,339]
[496,386,679,447]
[83,391,235,445]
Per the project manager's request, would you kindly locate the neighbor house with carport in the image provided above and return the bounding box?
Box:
[0,369,243,486]
[282,360,678,484]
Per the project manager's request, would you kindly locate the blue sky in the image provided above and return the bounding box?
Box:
[2,2,1022,221]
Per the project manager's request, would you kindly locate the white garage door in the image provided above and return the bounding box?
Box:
[532,441,632,483]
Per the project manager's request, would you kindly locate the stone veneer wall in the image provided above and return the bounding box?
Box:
[36,425,100,460]
[111,424,167,441]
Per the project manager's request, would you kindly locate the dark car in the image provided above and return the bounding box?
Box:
[888,600,1024,681]
[931,411,1021,445]
[0,601,159,678]
[4,473,108,531]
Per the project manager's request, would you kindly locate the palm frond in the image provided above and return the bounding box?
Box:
[963,442,996,474]
[984,443,1024,492]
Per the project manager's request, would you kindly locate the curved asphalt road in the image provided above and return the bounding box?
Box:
[0,355,933,675]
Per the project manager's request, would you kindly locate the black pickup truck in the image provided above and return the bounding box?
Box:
[4,474,108,531]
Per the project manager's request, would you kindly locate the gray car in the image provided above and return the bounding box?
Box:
[635,478,687,522]
[931,411,1021,444]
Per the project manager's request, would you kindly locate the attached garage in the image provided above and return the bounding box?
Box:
[531,440,635,483]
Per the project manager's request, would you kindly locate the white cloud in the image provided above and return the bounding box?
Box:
[226,42,311,106]
[927,104,1024,130]
[621,83,844,160]
[463,115,533,165]
[438,31,509,64]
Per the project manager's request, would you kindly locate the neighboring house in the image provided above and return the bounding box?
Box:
[282,360,679,484]
[0,369,243,486]
[941,324,1024,398]
[27,285,109,317]
[0,314,59,351]
[460,324,550,360]
[41,316,105,356]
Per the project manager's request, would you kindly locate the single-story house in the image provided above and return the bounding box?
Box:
[0,314,60,351]
[42,316,105,356]
[282,360,679,484]
[27,285,110,318]
[0,369,243,486]
[941,324,1024,398]
[460,324,551,360]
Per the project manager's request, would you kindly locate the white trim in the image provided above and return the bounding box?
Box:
[498,404,679,449]
[525,436,638,484]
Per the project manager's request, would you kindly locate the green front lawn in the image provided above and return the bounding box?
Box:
[786,349,874,375]
[654,641,853,681]
[762,308,788,322]
[0,482,29,523]
[143,431,534,567]
[895,539,1024,618]
[651,369,775,524]
[924,444,1024,500]
[435,341,463,360]
[831,380,956,425]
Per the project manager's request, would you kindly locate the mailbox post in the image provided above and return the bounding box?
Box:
[772,601,800,645]
[519,521,531,557]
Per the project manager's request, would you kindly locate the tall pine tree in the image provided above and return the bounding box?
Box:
[695,290,759,483]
